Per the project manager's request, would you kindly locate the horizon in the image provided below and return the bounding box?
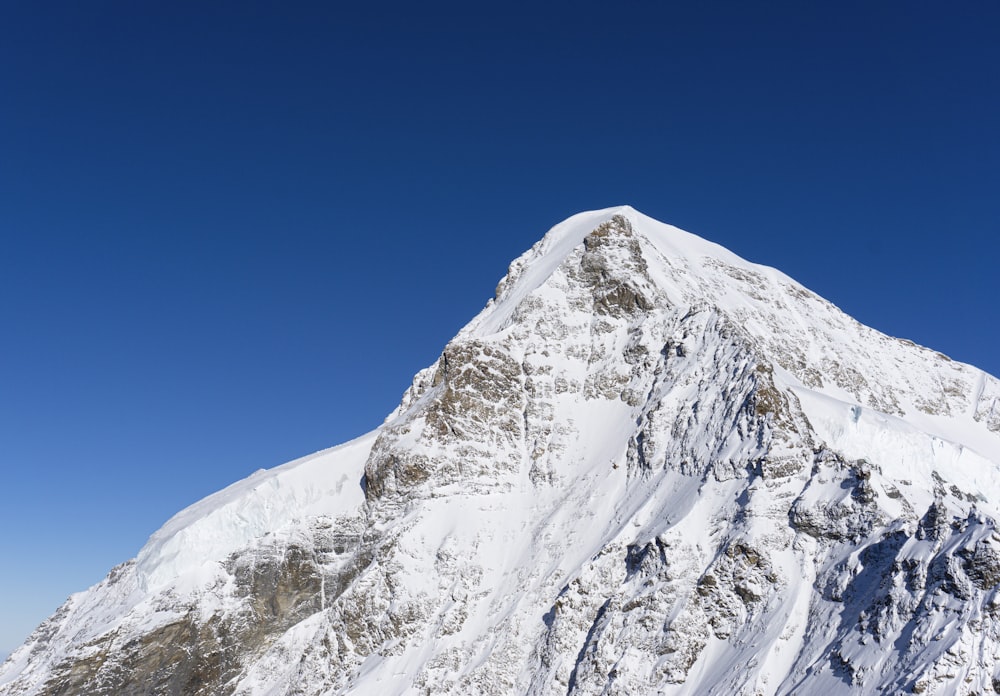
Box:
[2,2,998,659]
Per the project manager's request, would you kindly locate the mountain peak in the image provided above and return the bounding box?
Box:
[3,209,1000,696]
[471,209,999,459]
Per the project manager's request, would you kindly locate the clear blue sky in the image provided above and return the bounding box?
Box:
[1,1,997,658]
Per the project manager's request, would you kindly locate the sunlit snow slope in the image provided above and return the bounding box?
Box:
[3,206,1000,696]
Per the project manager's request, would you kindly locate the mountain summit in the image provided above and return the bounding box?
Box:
[3,207,1000,695]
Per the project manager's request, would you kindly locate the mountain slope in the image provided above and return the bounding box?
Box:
[3,206,1000,695]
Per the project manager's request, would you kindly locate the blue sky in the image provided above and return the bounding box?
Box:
[1,1,997,657]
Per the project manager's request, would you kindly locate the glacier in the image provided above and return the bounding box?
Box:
[2,206,999,695]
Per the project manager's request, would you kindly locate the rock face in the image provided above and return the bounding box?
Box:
[3,206,1000,695]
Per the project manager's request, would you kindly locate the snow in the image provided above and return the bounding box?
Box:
[135,429,375,592]
[791,381,1000,513]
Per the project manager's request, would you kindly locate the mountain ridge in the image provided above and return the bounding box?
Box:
[3,207,1000,695]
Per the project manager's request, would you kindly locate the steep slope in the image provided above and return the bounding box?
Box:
[3,206,1000,695]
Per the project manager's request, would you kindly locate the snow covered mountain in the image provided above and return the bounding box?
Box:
[3,206,1000,695]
